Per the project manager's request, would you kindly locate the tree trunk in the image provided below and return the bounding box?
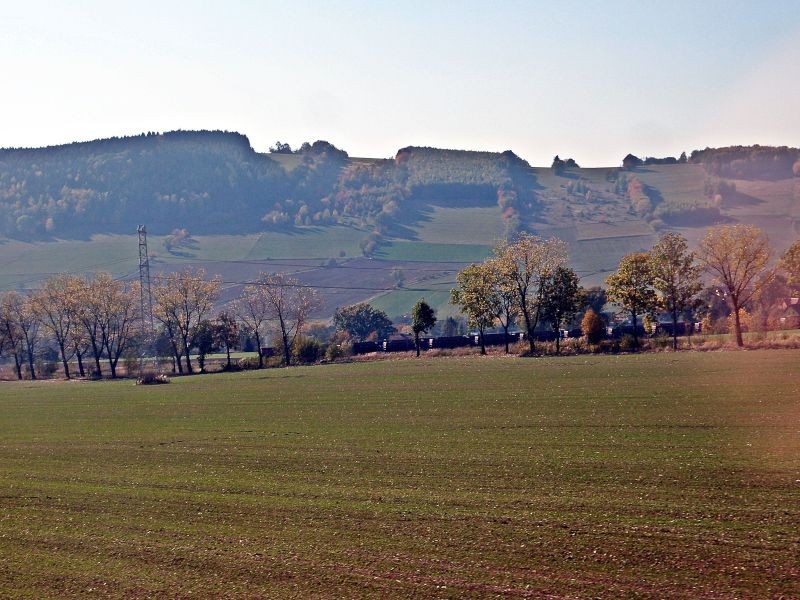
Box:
[76,348,85,377]
[733,303,744,347]
[671,307,678,351]
[555,326,561,354]
[414,332,420,357]
[255,332,263,368]
[503,324,510,354]
[26,346,36,380]
[58,341,71,379]
[479,328,486,355]
[105,341,117,379]
[226,346,232,369]
[184,344,193,374]
[169,340,182,374]
[12,352,22,380]
[521,308,535,353]
[631,310,639,348]
[280,331,291,366]
[90,338,103,377]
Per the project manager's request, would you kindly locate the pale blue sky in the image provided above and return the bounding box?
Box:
[1,1,798,165]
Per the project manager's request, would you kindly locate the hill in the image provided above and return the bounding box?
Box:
[1,133,798,318]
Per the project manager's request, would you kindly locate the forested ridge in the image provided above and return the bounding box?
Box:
[1,130,797,241]
[0,132,538,240]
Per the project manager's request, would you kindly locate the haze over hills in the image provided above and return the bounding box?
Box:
[1,130,798,318]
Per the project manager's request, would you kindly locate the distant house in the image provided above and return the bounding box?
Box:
[768,297,800,329]
[654,315,700,337]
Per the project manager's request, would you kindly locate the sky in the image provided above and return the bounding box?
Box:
[1,0,798,166]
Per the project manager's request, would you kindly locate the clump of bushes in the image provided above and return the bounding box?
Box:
[293,336,322,364]
[325,342,350,362]
[136,372,170,385]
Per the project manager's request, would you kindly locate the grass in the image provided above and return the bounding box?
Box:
[406,206,506,245]
[245,226,367,260]
[374,241,491,262]
[0,234,262,291]
[0,351,798,598]
[368,273,460,320]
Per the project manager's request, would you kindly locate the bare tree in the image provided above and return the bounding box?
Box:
[2,292,40,379]
[30,275,80,378]
[233,284,272,369]
[0,293,24,379]
[74,276,107,377]
[152,268,221,374]
[698,225,771,347]
[257,272,321,366]
[99,279,140,378]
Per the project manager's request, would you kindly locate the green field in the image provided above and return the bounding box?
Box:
[245,226,367,260]
[0,234,263,291]
[374,241,491,263]
[405,205,506,246]
[368,273,459,319]
[0,351,798,598]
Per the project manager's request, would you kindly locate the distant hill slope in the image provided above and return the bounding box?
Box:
[1,132,798,318]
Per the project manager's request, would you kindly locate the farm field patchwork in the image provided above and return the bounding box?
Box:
[0,351,798,598]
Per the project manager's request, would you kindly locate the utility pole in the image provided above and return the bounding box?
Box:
[137,225,156,367]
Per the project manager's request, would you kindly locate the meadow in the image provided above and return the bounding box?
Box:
[0,350,797,598]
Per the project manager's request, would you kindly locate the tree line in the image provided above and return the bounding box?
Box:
[0,268,323,380]
[450,225,799,352]
[2,225,799,380]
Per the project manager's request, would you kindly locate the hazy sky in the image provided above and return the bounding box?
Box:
[1,1,798,166]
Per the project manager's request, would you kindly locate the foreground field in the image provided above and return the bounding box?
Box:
[0,351,798,598]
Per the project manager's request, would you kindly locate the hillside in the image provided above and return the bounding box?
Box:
[1,133,798,318]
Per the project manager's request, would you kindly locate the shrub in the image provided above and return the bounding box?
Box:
[651,334,673,349]
[35,360,58,379]
[238,356,261,370]
[293,336,322,364]
[620,334,638,351]
[136,372,170,385]
[581,309,606,344]
[594,339,620,354]
[325,343,347,362]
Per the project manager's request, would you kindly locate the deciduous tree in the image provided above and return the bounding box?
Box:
[581,308,605,344]
[780,240,800,290]
[215,310,239,370]
[649,232,703,350]
[485,257,518,353]
[698,225,772,347]
[333,303,394,342]
[30,275,80,378]
[411,299,436,357]
[152,268,221,374]
[493,234,568,352]
[606,252,657,348]
[2,292,41,379]
[0,292,25,379]
[233,283,272,369]
[192,320,216,373]
[450,264,501,355]
[257,272,321,366]
[540,266,583,354]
